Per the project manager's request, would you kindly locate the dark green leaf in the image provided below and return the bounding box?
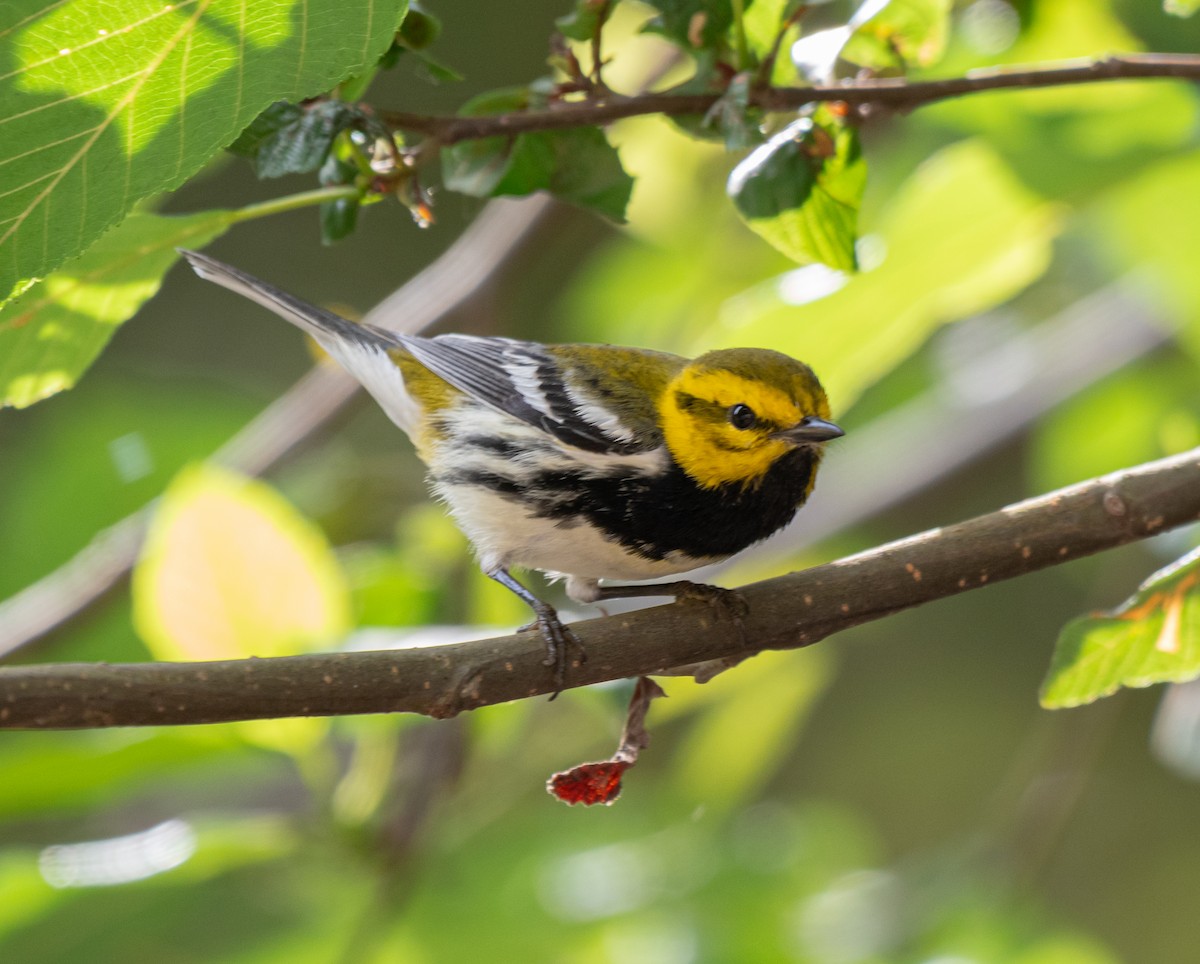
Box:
[234,101,368,179]
[411,49,466,83]
[526,128,633,222]
[446,127,631,221]
[442,136,519,197]
[441,87,631,220]
[1042,547,1200,708]
[399,3,443,49]
[321,196,361,244]
[642,0,735,49]
[380,4,460,80]
[228,102,306,158]
[557,0,612,41]
[727,109,865,270]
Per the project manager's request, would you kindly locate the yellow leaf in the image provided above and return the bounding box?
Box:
[134,464,351,661]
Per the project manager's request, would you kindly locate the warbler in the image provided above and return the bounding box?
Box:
[181,250,844,685]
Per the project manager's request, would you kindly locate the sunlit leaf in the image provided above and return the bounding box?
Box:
[728,110,865,271]
[1042,547,1200,708]
[718,140,1059,408]
[133,463,352,662]
[0,210,231,409]
[841,0,953,70]
[0,0,408,300]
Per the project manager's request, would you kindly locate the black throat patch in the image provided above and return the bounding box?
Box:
[519,447,819,562]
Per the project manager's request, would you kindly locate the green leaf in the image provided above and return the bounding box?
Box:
[230,100,367,179]
[0,0,408,303]
[133,463,352,662]
[556,0,611,41]
[440,88,529,195]
[1042,548,1200,708]
[550,131,634,220]
[442,135,515,196]
[642,0,735,49]
[398,2,442,48]
[442,89,633,221]
[841,0,953,70]
[408,48,466,84]
[728,110,866,271]
[320,194,360,244]
[716,140,1059,408]
[0,209,231,409]
[1165,0,1200,15]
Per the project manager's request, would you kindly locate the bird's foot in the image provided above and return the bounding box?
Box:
[518,603,587,698]
[488,566,587,698]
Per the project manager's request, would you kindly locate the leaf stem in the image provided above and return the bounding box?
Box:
[227,186,362,224]
[731,0,750,71]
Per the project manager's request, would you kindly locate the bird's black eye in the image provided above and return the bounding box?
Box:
[728,404,758,430]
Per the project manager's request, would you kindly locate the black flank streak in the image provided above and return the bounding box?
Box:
[458,435,524,458]
[438,469,523,497]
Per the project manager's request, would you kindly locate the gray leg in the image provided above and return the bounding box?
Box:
[486,567,586,696]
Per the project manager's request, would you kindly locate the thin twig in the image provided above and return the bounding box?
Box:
[380,54,1200,144]
[2,446,1197,729]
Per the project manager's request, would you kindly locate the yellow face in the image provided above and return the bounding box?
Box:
[658,349,833,490]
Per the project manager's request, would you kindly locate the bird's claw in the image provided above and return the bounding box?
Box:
[519,605,586,698]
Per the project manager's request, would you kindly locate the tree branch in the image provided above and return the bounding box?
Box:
[3,447,1198,730]
[380,53,1200,144]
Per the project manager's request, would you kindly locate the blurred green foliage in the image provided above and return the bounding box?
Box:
[1,0,1200,962]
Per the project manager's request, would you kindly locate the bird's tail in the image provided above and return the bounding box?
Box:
[179,249,423,436]
[179,249,400,351]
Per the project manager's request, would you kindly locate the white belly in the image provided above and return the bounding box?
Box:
[441,484,712,581]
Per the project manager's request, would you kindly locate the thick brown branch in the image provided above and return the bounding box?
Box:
[381,53,1200,145]
[2,447,1198,729]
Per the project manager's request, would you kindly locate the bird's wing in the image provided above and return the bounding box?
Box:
[400,334,656,454]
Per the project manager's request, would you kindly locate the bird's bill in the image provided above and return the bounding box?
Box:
[774,416,845,444]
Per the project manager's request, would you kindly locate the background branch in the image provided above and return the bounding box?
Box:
[381,54,1200,144]
[0,195,554,659]
[3,447,1197,730]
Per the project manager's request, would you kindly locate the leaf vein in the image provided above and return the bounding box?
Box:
[0,0,214,253]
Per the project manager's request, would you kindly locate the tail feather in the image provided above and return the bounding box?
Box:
[178,249,399,351]
[179,249,423,437]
